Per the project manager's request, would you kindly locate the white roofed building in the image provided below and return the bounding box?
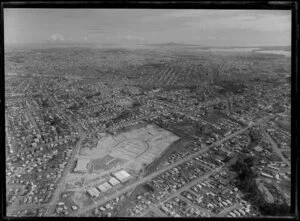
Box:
[87,188,97,198]
[74,159,89,173]
[91,187,100,197]
[97,182,112,192]
[108,177,121,187]
[113,170,131,183]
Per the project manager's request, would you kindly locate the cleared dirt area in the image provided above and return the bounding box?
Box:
[61,124,179,208]
[71,191,94,207]
[66,177,85,190]
[78,124,179,174]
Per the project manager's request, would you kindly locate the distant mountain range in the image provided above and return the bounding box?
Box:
[6,41,291,52]
[145,42,291,51]
[147,42,202,47]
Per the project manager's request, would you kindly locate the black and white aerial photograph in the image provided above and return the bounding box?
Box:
[3,2,295,218]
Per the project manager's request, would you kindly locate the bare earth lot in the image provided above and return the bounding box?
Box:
[63,124,179,208]
[78,124,179,174]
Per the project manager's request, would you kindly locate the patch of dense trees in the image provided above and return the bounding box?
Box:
[187,85,198,93]
[248,129,263,147]
[194,123,213,135]
[217,81,246,94]
[143,183,155,192]
[112,110,132,123]
[230,156,291,216]
[157,96,172,103]
[67,103,79,111]
[110,108,141,125]
[86,91,101,99]
[49,116,61,126]
[132,101,142,109]
[213,102,226,110]
[41,99,51,108]
[271,103,285,114]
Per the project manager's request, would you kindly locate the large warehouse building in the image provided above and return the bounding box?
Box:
[112,170,131,183]
[96,182,112,192]
[74,159,89,173]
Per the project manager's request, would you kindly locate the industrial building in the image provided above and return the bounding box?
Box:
[96,182,112,193]
[74,159,89,173]
[87,187,100,198]
[108,177,121,187]
[112,170,131,183]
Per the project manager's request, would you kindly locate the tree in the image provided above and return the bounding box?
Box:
[230,156,291,216]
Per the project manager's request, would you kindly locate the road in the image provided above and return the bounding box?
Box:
[7,91,87,216]
[44,94,86,216]
[7,136,84,215]
[150,207,168,217]
[177,194,212,214]
[176,195,212,216]
[73,116,268,216]
[74,114,275,216]
[45,132,86,216]
[6,204,44,215]
[139,158,237,217]
[7,125,85,216]
[260,124,290,166]
[7,114,274,216]
[149,99,215,127]
[216,204,240,217]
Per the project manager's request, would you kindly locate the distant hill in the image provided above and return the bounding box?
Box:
[204,45,291,51]
[253,45,291,51]
[147,42,201,47]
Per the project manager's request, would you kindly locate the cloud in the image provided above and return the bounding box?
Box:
[49,33,64,41]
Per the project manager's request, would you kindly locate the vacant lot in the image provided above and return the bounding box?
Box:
[77,124,179,174]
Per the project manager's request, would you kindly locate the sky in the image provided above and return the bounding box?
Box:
[4,9,291,47]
